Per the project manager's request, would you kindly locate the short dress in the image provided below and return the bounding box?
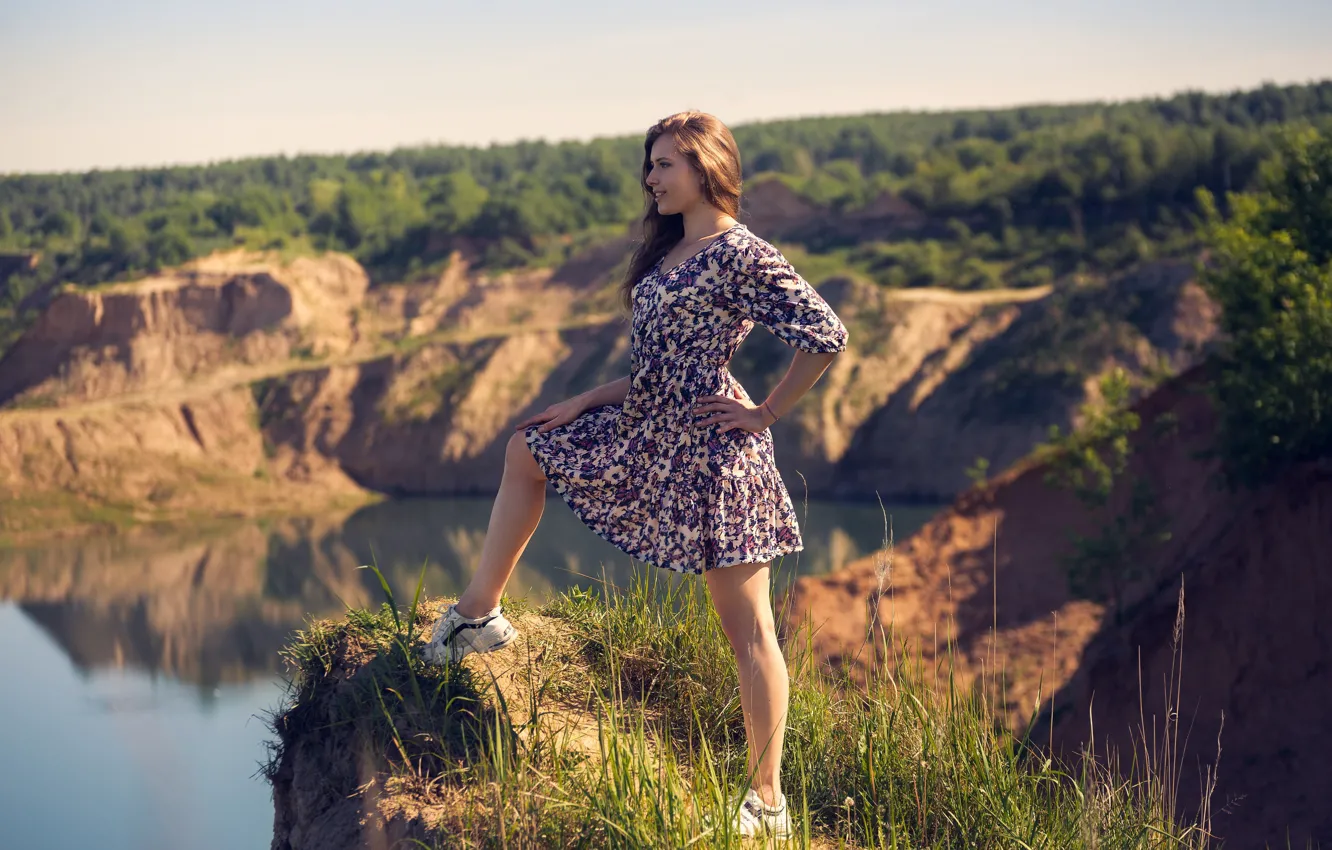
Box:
[523,222,849,574]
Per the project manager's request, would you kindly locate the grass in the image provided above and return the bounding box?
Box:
[263,535,1214,849]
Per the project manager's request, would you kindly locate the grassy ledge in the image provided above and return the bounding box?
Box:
[263,562,1210,849]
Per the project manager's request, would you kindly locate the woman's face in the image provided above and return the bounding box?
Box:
[645,133,704,217]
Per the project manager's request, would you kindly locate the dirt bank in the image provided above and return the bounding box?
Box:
[780,366,1332,846]
[0,238,1217,540]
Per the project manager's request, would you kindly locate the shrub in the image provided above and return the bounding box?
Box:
[1197,129,1332,488]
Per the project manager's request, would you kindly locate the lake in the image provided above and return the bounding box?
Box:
[0,495,937,850]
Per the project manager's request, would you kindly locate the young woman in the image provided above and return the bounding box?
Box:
[422,110,848,838]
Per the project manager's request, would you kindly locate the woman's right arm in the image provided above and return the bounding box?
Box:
[576,375,630,410]
[517,375,631,434]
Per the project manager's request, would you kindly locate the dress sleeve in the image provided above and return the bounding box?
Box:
[719,236,849,353]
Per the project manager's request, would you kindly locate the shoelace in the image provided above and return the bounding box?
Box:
[742,794,786,820]
[731,791,788,839]
[432,606,497,646]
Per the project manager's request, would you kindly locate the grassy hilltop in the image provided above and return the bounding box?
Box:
[264,561,1210,849]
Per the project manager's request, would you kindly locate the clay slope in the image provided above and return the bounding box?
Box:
[779,367,1332,847]
[0,384,367,540]
[0,250,377,536]
[0,232,1218,539]
[260,261,1214,501]
[257,322,630,495]
[0,250,369,408]
[0,244,623,536]
[737,259,1217,499]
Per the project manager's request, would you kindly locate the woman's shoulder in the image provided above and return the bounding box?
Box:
[716,223,794,275]
[722,221,763,245]
[716,222,778,261]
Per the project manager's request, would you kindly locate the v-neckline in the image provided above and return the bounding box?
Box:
[654,223,743,278]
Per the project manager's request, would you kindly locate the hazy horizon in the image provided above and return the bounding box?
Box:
[3,0,1330,175]
[4,76,1329,178]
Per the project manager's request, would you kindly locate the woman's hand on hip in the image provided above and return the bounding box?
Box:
[692,395,772,434]
[516,396,588,434]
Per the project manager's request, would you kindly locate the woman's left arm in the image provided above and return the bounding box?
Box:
[694,237,848,433]
[719,237,849,356]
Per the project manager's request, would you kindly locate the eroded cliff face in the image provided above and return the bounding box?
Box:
[0,382,368,540]
[779,368,1332,847]
[0,244,613,535]
[732,260,1217,500]
[0,230,1217,538]
[0,250,369,408]
[258,324,630,495]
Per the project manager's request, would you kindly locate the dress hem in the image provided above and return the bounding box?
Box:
[524,425,803,575]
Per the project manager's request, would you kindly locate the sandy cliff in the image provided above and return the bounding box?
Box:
[780,367,1332,847]
[0,250,368,408]
[734,260,1216,499]
[255,322,630,495]
[0,230,1217,539]
[0,384,368,540]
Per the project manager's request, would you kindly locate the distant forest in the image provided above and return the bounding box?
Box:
[2,80,1330,325]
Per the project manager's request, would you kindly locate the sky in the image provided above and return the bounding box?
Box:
[1,0,1330,174]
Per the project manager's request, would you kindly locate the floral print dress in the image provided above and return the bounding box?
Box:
[523,223,849,574]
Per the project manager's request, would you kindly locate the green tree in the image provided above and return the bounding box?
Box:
[1043,368,1140,506]
[470,177,570,244]
[39,209,80,242]
[964,456,990,487]
[107,220,145,267]
[335,173,426,253]
[426,171,488,233]
[1198,129,1332,487]
[207,186,286,232]
[146,225,193,270]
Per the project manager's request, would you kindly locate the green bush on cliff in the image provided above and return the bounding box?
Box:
[1043,368,1141,507]
[1198,129,1332,488]
[1040,369,1173,618]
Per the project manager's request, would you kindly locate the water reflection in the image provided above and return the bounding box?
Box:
[0,496,938,689]
[0,496,938,850]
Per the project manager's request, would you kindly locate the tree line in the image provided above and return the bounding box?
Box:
[1,80,1329,313]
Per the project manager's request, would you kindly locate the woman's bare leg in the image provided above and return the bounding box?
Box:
[455,432,548,619]
[705,560,788,808]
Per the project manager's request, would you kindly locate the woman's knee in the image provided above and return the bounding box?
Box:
[506,431,547,483]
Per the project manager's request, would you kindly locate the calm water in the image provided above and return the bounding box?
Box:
[0,495,937,850]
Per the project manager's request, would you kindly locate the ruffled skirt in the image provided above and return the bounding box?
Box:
[523,403,803,574]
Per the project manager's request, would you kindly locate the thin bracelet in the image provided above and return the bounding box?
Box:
[761,400,778,423]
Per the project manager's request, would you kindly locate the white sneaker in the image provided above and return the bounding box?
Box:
[421,602,517,665]
[736,788,792,840]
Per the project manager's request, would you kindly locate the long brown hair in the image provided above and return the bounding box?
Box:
[619,111,743,313]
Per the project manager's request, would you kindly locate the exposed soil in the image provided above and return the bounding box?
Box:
[779,367,1332,847]
[0,230,1218,548]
